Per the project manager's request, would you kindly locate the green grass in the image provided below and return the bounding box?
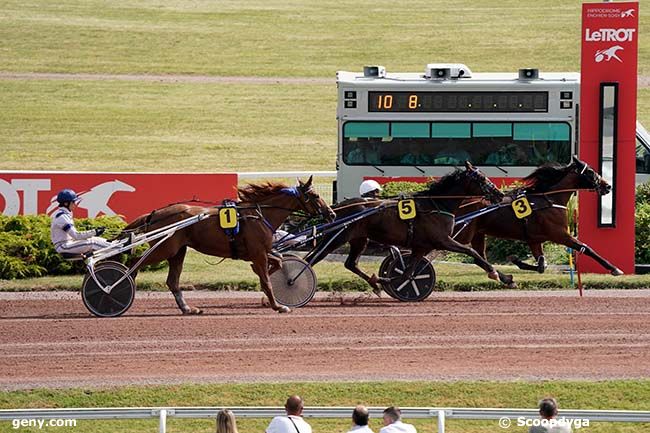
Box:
[0,80,335,172]
[1,249,649,292]
[1,80,649,172]
[1,381,649,433]
[1,0,648,77]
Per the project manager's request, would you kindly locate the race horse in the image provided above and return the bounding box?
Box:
[122,177,335,314]
[304,162,515,293]
[453,156,623,275]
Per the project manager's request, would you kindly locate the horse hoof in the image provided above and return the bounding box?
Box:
[611,268,624,276]
[277,305,291,314]
[261,297,270,307]
[183,307,202,315]
[507,282,518,289]
[487,271,499,281]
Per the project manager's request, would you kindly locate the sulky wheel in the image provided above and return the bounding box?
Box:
[381,252,436,302]
[378,253,397,297]
[82,261,135,317]
[270,256,317,308]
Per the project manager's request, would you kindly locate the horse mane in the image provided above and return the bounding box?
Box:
[415,169,466,196]
[521,163,573,193]
[238,181,289,202]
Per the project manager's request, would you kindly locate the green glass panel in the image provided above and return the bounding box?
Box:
[344,122,389,138]
[514,123,570,141]
[392,122,430,138]
[431,123,471,138]
[474,123,512,137]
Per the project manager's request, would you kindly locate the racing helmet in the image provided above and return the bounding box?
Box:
[56,189,80,205]
[359,179,382,197]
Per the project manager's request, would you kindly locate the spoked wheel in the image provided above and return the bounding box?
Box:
[82,261,135,317]
[381,252,436,302]
[270,256,317,308]
[378,253,397,298]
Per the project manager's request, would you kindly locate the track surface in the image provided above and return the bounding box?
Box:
[1,290,649,390]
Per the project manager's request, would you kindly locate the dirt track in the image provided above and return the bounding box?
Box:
[1,290,649,390]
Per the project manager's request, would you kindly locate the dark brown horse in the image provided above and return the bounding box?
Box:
[453,156,623,275]
[304,162,515,292]
[123,177,334,314]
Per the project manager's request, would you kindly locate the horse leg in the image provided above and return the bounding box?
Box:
[267,252,282,275]
[555,233,623,275]
[471,235,516,285]
[343,237,382,295]
[508,243,547,273]
[439,236,516,287]
[250,253,291,313]
[165,246,201,315]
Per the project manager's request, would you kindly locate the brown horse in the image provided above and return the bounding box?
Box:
[453,156,623,275]
[123,177,335,314]
[304,162,515,292]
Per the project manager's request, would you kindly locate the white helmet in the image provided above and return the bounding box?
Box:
[359,179,382,197]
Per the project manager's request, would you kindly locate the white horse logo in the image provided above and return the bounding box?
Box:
[47,180,136,219]
[594,45,624,63]
[621,9,635,18]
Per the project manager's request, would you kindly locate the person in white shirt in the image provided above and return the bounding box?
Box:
[347,405,374,433]
[266,395,312,433]
[378,407,417,433]
[528,397,572,433]
[50,189,114,256]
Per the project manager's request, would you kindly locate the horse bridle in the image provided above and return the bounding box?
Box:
[573,160,610,195]
[290,185,333,220]
[467,166,504,203]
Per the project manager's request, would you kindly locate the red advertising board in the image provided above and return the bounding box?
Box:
[579,2,638,274]
[0,172,238,222]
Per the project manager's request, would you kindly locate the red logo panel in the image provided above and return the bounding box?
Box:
[0,172,238,221]
[579,2,638,273]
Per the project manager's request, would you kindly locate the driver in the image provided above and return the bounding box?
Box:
[50,189,115,255]
[359,179,382,199]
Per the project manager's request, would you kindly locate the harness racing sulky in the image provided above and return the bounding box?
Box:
[67,177,334,317]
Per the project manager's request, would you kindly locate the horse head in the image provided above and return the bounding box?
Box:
[464,161,504,204]
[295,176,336,222]
[571,156,611,195]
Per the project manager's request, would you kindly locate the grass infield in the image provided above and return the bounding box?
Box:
[1,381,649,433]
[1,250,650,292]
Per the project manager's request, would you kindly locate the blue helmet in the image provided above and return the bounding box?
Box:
[56,189,79,205]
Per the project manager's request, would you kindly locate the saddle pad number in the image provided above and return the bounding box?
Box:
[512,197,533,219]
[398,199,417,220]
[219,208,238,229]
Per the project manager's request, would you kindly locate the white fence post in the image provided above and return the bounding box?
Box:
[437,410,445,433]
[158,409,167,433]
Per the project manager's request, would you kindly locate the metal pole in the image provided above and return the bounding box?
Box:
[159,409,167,433]
[437,410,445,433]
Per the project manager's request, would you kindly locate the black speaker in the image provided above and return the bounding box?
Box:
[430,68,451,80]
[519,68,539,80]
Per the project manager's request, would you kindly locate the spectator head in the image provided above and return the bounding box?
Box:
[352,405,369,426]
[538,397,559,420]
[285,395,304,416]
[216,409,238,433]
[382,406,401,426]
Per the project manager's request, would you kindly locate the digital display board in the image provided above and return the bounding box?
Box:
[368,91,548,113]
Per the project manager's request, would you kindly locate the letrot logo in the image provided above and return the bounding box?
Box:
[621,9,635,18]
[594,45,624,63]
[46,180,136,219]
[585,28,636,42]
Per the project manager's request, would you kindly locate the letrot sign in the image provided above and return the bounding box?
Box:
[579,1,639,274]
[0,172,238,221]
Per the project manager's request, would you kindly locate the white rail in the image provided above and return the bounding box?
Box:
[1,406,649,432]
